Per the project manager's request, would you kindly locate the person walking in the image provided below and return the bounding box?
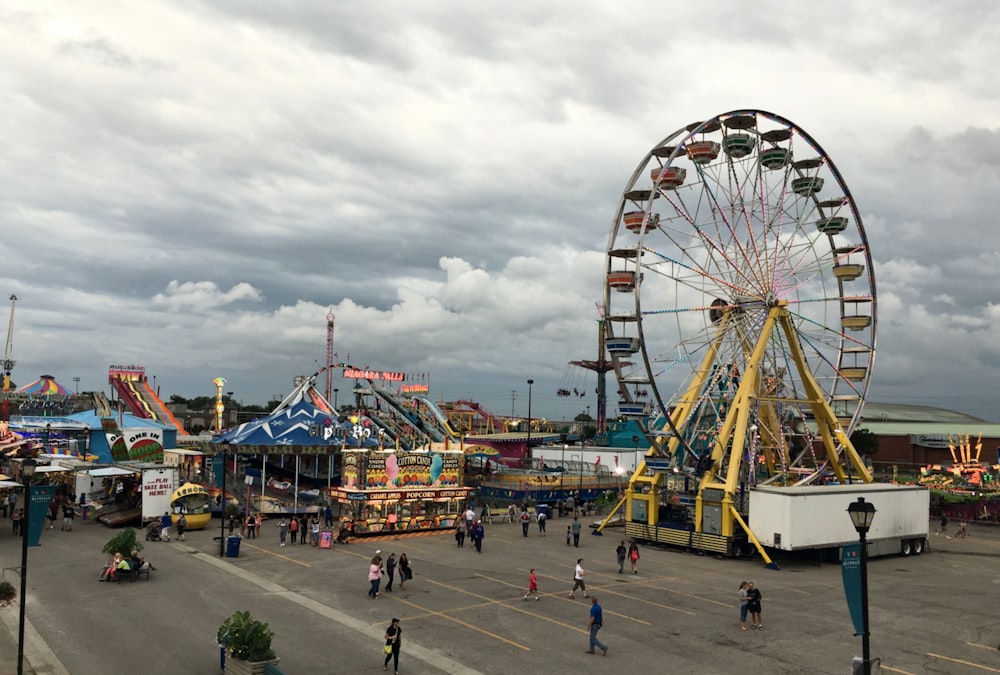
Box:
[747,581,763,629]
[472,520,485,553]
[537,509,547,536]
[628,541,640,574]
[255,513,263,538]
[61,502,75,531]
[324,504,334,528]
[571,517,582,547]
[288,514,298,544]
[616,540,627,574]
[12,508,22,536]
[523,568,540,601]
[277,517,288,546]
[520,508,531,537]
[399,553,412,589]
[310,516,321,546]
[385,553,397,592]
[6,490,15,518]
[245,513,256,539]
[569,558,589,599]
[176,513,187,541]
[566,525,572,546]
[160,511,172,542]
[738,581,750,631]
[455,521,465,547]
[464,504,476,537]
[586,596,608,656]
[936,514,950,538]
[382,617,402,674]
[298,515,308,545]
[368,556,383,599]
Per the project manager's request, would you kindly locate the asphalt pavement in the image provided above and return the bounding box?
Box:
[3,512,1000,674]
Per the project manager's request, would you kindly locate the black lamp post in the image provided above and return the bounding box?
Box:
[526,379,533,469]
[17,456,37,675]
[847,497,877,675]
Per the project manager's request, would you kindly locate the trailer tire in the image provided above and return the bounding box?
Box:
[900,539,912,556]
[912,538,924,555]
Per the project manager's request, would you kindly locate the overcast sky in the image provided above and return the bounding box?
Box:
[1,1,998,424]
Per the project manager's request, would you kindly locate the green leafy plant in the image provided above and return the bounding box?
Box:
[0,580,16,606]
[217,610,276,662]
[225,503,240,520]
[103,528,143,557]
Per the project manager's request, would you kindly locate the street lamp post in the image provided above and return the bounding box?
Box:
[526,379,534,470]
[333,388,339,409]
[847,497,877,675]
[72,376,80,394]
[17,457,37,675]
[632,434,640,474]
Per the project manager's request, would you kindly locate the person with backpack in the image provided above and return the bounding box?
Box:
[176,513,188,541]
[616,540,627,574]
[520,509,531,537]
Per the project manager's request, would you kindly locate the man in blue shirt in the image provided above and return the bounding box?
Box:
[587,596,607,655]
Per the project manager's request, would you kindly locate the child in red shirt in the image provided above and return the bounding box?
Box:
[523,568,540,601]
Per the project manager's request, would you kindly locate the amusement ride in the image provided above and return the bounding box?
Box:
[602,110,878,556]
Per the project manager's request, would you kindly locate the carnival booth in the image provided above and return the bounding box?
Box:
[170,483,212,530]
[203,377,382,516]
[330,447,471,534]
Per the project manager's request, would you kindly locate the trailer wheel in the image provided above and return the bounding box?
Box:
[912,538,924,555]
[901,539,912,556]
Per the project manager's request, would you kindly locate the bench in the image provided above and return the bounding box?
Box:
[114,564,151,583]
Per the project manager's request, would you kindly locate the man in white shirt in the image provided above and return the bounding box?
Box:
[464,506,476,536]
[569,558,589,599]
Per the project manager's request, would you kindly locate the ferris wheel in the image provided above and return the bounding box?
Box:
[604,110,876,488]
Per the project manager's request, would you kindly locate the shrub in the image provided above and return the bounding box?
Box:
[217,610,276,662]
[103,528,143,557]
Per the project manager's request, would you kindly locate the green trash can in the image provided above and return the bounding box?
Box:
[226,535,242,558]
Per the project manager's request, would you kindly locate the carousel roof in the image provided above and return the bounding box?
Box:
[16,374,71,396]
[209,377,381,452]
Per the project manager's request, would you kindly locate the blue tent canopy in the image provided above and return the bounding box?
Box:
[208,382,381,455]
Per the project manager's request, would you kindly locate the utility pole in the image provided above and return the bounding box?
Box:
[510,390,518,417]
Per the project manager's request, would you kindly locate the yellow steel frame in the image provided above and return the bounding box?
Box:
[611,301,871,555]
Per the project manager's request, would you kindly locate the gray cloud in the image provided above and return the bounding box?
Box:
[0,1,997,423]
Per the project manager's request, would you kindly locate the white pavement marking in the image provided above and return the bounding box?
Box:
[193,551,485,675]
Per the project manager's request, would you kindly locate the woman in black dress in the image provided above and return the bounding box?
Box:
[398,553,411,590]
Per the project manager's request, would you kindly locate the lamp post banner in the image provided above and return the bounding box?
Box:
[27,485,57,547]
[840,543,864,635]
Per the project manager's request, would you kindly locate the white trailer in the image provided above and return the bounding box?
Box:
[749,483,930,558]
[140,465,179,523]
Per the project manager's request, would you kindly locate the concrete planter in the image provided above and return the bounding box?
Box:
[224,656,279,675]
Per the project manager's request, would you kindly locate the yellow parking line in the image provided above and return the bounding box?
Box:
[927,652,1000,672]
[240,542,312,567]
[386,593,531,650]
[426,577,588,634]
[496,573,652,625]
[880,665,917,674]
[966,641,999,651]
